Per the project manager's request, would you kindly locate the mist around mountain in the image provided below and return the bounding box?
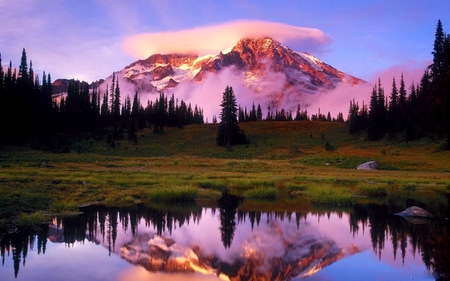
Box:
[90,37,368,120]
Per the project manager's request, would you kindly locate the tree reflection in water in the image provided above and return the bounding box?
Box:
[0,196,449,280]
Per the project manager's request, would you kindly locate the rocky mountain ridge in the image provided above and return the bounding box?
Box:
[53,37,367,116]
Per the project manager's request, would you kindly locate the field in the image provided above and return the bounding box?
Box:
[1,121,449,228]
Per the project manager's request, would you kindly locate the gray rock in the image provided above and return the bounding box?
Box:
[395,206,433,218]
[357,161,378,170]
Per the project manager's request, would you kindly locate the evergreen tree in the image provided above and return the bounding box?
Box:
[238,105,245,122]
[168,93,175,126]
[295,104,301,120]
[5,61,13,92]
[109,73,116,115]
[388,77,400,134]
[216,86,246,146]
[250,101,257,121]
[101,88,109,116]
[445,34,450,146]
[131,91,140,117]
[18,48,28,86]
[398,73,407,129]
[367,81,387,140]
[256,104,262,121]
[347,99,360,134]
[28,60,34,90]
[114,79,121,117]
[431,20,446,80]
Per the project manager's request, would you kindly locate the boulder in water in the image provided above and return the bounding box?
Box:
[395,206,433,218]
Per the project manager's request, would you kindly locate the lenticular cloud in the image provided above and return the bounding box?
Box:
[123,20,331,59]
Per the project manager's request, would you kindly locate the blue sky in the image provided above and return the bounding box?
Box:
[1,0,449,85]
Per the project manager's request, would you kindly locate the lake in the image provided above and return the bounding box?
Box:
[1,195,449,280]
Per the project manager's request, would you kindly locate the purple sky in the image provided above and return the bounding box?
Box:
[1,0,449,86]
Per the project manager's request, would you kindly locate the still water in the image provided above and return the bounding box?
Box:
[1,199,449,281]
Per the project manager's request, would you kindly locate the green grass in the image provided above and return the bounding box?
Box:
[306,186,354,206]
[402,183,418,191]
[148,186,198,202]
[243,187,278,200]
[356,184,388,197]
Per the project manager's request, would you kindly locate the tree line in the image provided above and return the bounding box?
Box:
[348,20,450,146]
[233,103,343,123]
[0,50,204,148]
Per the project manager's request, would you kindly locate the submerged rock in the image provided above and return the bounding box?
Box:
[395,206,433,218]
[357,161,378,170]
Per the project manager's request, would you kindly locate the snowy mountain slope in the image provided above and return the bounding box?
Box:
[86,37,367,118]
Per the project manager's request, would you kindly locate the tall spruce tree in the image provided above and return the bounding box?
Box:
[114,79,121,117]
[18,48,28,86]
[388,77,400,134]
[367,81,387,140]
[216,86,245,146]
[256,104,262,121]
[101,87,109,116]
[431,20,446,80]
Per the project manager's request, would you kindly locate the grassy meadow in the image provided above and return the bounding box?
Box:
[1,121,450,228]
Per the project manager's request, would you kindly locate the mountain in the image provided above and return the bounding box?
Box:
[120,229,360,280]
[59,37,367,118]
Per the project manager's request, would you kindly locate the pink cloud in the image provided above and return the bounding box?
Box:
[123,20,331,59]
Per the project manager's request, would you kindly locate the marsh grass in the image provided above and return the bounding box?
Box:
[196,179,226,190]
[17,211,48,227]
[243,187,278,200]
[307,186,354,206]
[230,178,275,189]
[50,201,79,216]
[148,186,198,202]
[402,183,418,191]
[356,184,388,197]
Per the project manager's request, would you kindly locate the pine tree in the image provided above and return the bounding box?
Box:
[431,20,446,80]
[445,34,450,146]
[216,86,245,146]
[398,73,407,129]
[114,79,121,117]
[132,91,140,117]
[256,104,262,121]
[109,73,116,115]
[250,101,257,121]
[347,99,360,134]
[28,60,34,90]
[101,88,109,116]
[18,48,28,86]
[367,81,387,140]
[388,77,399,134]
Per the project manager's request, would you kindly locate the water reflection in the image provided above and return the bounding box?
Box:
[0,199,449,280]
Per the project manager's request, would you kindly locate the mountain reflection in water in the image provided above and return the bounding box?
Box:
[0,201,448,281]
